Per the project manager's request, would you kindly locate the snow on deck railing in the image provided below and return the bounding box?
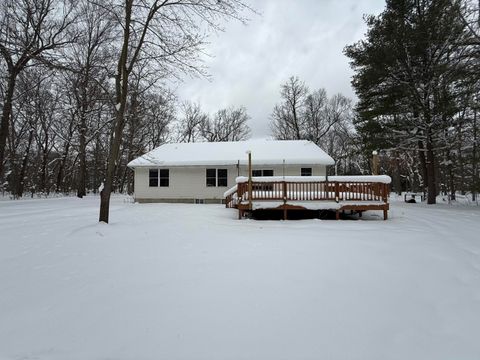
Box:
[235,175,392,184]
[223,184,238,198]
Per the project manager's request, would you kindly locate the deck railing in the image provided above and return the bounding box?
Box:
[225,176,390,209]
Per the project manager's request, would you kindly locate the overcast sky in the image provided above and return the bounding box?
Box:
[175,0,386,139]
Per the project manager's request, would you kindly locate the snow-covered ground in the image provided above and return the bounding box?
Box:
[0,197,479,360]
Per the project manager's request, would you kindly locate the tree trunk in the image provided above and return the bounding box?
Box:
[15,129,34,198]
[394,152,402,195]
[119,165,129,193]
[99,0,132,223]
[447,150,455,201]
[292,106,301,140]
[425,132,436,204]
[99,103,127,223]
[40,132,50,195]
[127,167,134,194]
[56,122,74,193]
[93,133,101,194]
[77,121,87,198]
[123,99,138,194]
[473,107,478,201]
[77,49,93,198]
[114,145,126,193]
[0,72,17,182]
[418,140,428,196]
[456,124,465,195]
[56,145,70,193]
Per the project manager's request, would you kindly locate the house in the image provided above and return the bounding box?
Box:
[127,139,335,203]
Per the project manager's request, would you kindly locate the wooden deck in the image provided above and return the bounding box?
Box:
[225,177,390,220]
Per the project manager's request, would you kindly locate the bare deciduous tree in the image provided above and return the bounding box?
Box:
[201,106,251,142]
[270,77,359,175]
[176,101,208,143]
[270,76,308,140]
[0,0,77,183]
[68,0,116,198]
[99,0,251,223]
[271,77,352,147]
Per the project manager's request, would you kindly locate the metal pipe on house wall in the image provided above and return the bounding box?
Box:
[247,151,252,208]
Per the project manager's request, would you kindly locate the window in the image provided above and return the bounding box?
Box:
[206,168,228,187]
[159,169,169,187]
[252,169,274,177]
[149,169,169,187]
[206,169,217,187]
[149,169,158,187]
[301,167,312,176]
[217,169,228,187]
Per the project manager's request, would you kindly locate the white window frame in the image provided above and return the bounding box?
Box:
[206,168,228,187]
[148,168,169,187]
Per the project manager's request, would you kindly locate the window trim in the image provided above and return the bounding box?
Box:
[149,169,159,187]
[206,168,217,187]
[159,169,169,187]
[149,168,169,187]
[206,168,228,187]
[217,169,228,187]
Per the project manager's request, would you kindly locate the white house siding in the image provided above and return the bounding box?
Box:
[133,164,326,203]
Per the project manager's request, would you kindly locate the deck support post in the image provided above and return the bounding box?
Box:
[383,209,388,220]
[283,207,287,220]
[335,210,340,220]
[238,209,243,219]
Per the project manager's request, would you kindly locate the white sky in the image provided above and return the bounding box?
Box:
[174,0,386,138]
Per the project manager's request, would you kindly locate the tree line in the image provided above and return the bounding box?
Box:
[1,0,353,215]
[2,0,477,222]
[270,1,480,205]
[0,0,252,221]
[344,0,480,204]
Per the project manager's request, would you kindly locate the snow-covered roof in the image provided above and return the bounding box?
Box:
[127,140,335,168]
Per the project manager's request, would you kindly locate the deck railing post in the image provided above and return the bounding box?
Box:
[247,151,252,210]
[335,182,339,203]
[238,183,245,203]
